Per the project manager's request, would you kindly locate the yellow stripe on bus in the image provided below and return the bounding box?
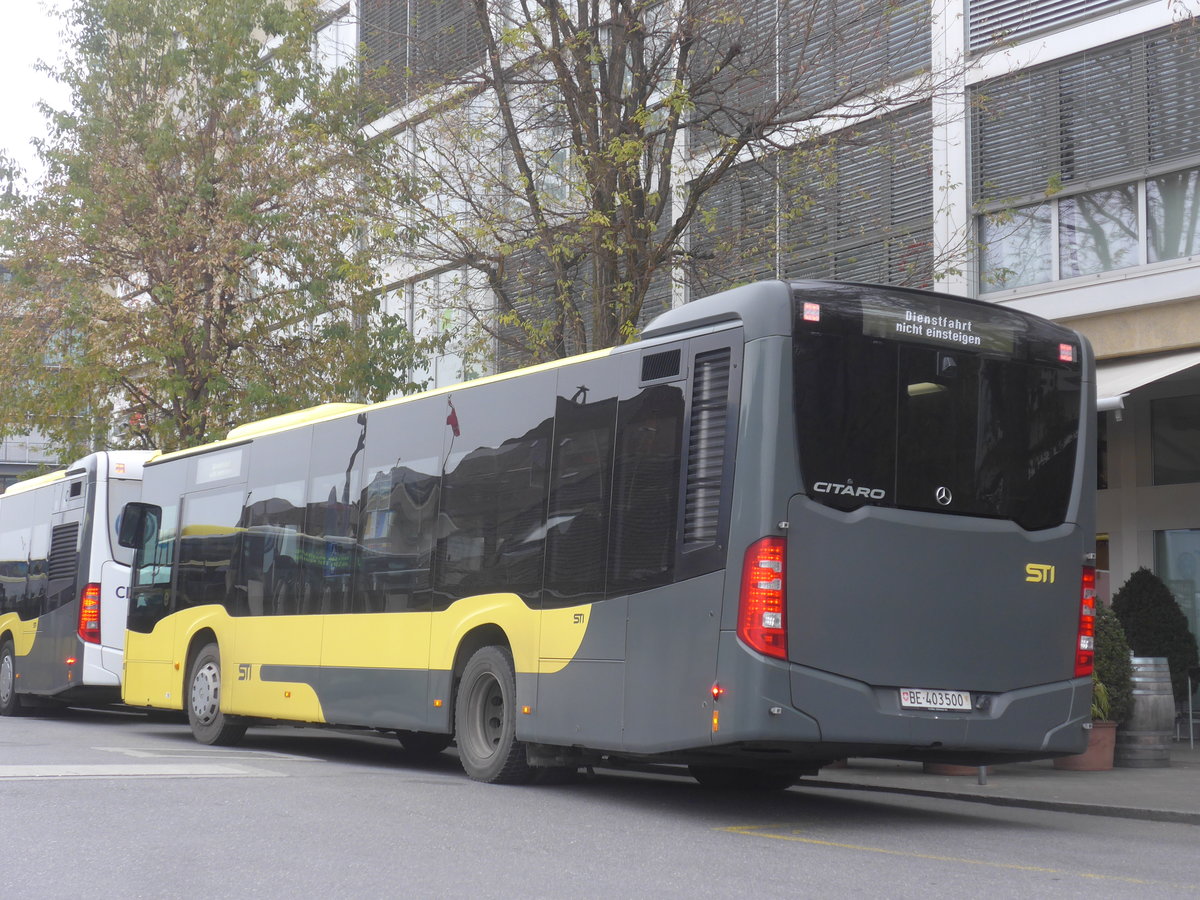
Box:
[122,594,594,718]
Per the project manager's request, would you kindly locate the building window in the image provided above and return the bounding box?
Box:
[1059,184,1139,278]
[979,166,1200,291]
[1154,529,1200,664]
[968,0,1140,54]
[973,25,1200,291]
[1148,168,1200,263]
[979,204,1051,290]
[1151,394,1200,486]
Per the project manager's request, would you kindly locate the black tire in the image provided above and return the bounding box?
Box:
[454,646,532,784]
[0,638,28,717]
[185,643,248,746]
[689,764,798,792]
[397,730,452,757]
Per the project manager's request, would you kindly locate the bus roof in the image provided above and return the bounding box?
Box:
[1,469,67,497]
[150,346,621,465]
[1,450,155,497]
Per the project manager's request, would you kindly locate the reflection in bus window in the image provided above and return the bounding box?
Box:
[608,384,684,595]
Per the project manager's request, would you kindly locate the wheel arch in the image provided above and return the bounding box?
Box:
[451,624,511,681]
[185,627,220,670]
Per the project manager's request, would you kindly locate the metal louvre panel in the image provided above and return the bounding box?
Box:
[48,522,80,582]
[697,0,929,148]
[972,25,1200,204]
[971,69,1058,201]
[968,0,1136,53]
[782,104,934,283]
[361,0,483,109]
[1147,27,1200,163]
[409,0,485,90]
[1056,44,1147,182]
[360,0,409,106]
[784,0,931,112]
[683,349,731,546]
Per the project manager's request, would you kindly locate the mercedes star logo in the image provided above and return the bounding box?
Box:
[935,486,953,506]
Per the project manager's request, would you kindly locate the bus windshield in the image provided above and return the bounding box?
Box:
[793,286,1082,530]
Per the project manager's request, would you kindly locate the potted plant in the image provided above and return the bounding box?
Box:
[1111,567,1199,705]
[1054,602,1131,770]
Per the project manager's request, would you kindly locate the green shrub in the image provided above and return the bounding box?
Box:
[1090,674,1110,721]
[1111,567,1200,704]
[1093,601,1132,723]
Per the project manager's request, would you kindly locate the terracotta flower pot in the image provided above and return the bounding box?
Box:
[1053,720,1116,771]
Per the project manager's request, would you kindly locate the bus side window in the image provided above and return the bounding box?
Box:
[0,515,32,618]
[304,415,365,615]
[239,430,310,617]
[608,383,684,596]
[544,383,617,608]
[176,489,246,612]
[435,374,556,607]
[25,521,50,621]
[356,400,442,613]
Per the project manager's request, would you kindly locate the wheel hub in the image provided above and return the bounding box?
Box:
[190,661,220,725]
[0,653,13,706]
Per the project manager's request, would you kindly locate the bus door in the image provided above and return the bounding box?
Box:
[534,358,626,748]
[223,434,324,723]
[171,484,270,715]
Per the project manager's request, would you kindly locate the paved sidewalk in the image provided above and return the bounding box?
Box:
[799,741,1200,824]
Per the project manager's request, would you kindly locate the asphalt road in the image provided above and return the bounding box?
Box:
[1,707,1197,898]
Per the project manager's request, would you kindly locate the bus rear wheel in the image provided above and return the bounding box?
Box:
[688,764,799,791]
[186,643,247,746]
[454,646,532,784]
[0,638,28,717]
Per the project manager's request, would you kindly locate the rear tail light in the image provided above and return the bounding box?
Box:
[78,583,102,645]
[1074,566,1096,677]
[738,537,787,660]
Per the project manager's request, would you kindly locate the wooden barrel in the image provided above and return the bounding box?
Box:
[1114,656,1174,768]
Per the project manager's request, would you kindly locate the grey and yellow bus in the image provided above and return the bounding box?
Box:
[117,281,1096,786]
[0,451,154,714]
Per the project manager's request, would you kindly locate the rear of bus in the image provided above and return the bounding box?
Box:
[0,451,150,709]
[711,282,1095,766]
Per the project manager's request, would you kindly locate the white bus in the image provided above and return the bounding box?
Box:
[0,451,153,714]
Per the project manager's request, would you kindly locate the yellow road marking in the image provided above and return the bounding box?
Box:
[720,825,1195,889]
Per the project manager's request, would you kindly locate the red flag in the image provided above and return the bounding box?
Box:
[446,399,460,437]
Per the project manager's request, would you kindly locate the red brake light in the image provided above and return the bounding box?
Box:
[738,537,787,660]
[1074,566,1096,677]
[78,583,102,645]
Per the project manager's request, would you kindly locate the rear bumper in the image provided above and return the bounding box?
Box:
[788,661,1091,758]
[707,632,1091,763]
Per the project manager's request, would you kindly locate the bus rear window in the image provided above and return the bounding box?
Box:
[793,288,1082,531]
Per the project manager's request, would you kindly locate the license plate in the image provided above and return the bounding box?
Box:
[899,688,971,711]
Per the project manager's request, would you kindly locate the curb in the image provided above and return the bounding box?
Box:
[795,778,1200,826]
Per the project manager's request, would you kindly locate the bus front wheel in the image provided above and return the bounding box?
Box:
[0,638,27,717]
[454,646,532,784]
[186,643,247,746]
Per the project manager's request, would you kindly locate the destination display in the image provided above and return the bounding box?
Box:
[862,300,1016,355]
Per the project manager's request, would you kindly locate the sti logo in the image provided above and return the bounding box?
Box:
[1025,564,1056,584]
